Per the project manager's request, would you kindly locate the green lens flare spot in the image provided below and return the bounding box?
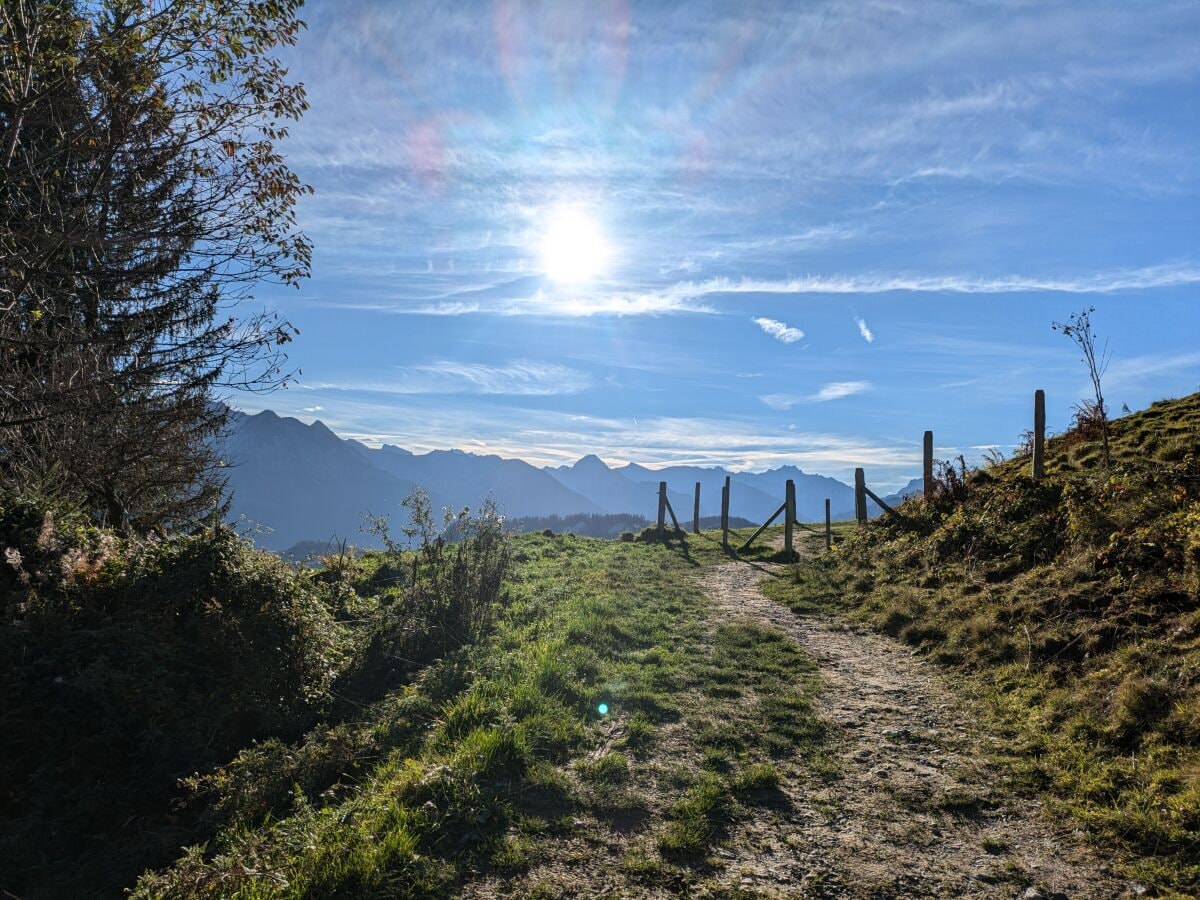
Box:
[597,703,609,716]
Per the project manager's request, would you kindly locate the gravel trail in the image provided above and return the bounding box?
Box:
[699,553,1132,898]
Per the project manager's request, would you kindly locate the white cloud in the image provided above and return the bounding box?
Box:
[302,406,325,413]
[645,265,1200,304]
[518,288,713,318]
[753,317,805,343]
[759,381,872,410]
[306,360,590,397]
[250,386,919,474]
[855,317,874,343]
[320,286,713,318]
[813,381,872,402]
[304,263,1200,320]
[760,393,800,411]
[660,257,701,275]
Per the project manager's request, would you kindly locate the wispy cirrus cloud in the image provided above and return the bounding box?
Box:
[1104,351,1200,390]
[309,279,716,318]
[760,381,872,410]
[306,360,590,397]
[753,317,804,343]
[321,263,1200,319]
[642,265,1200,304]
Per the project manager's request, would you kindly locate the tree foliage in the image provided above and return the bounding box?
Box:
[0,0,311,530]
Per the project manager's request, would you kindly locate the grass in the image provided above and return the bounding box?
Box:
[765,391,1200,896]
[656,774,732,855]
[125,528,825,897]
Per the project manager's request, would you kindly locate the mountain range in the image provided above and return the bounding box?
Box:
[220,409,920,551]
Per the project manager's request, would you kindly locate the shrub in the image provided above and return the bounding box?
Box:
[0,522,344,895]
[338,492,511,706]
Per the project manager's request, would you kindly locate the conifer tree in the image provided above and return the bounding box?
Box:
[0,0,311,529]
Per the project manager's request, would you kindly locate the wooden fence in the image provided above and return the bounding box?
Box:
[652,389,1050,556]
[654,475,824,561]
[853,389,1048,524]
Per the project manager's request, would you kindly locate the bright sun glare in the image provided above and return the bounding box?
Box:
[538,205,611,283]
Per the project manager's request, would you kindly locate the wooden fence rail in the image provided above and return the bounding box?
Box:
[649,388,1049,553]
[656,481,683,533]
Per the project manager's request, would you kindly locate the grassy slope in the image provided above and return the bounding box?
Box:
[134,529,825,897]
[767,393,1200,895]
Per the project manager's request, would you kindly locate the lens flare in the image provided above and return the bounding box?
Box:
[597,702,609,716]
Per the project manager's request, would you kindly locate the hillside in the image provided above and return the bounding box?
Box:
[767,392,1200,893]
[7,399,1194,896]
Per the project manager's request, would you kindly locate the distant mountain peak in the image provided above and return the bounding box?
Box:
[379,443,414,457]
[618,461,652,474]
[574,453,609,470]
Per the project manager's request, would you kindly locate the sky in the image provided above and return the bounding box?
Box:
[235,0,1200,490]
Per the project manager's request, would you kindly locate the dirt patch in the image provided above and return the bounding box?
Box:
[701,549,1134,898]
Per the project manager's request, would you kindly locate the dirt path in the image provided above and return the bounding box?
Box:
[701,552,1132,898]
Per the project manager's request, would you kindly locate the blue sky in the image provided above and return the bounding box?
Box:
[236,0,1200,490]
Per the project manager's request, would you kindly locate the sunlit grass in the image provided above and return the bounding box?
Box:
[134,527,825,897]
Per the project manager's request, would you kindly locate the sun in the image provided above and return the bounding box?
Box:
[538,205,611,283]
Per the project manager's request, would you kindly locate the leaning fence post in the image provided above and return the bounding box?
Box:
[854,467,867,525]
[1032,389,1046,480]
[784,479,796,559]
[657,481,667,532]
[923,430,934,501]
[693,482,701,534]
[721,475,730,549]
[824,498,832,550]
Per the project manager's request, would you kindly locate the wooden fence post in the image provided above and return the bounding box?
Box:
[721,475,730,549]
[693,482,701,534]
[923,430,934,501]
[1033,389,1046,480]
[825,498,831,551]
[657,482,667,532]
[854,468,867,525]
[784,479,796,559]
